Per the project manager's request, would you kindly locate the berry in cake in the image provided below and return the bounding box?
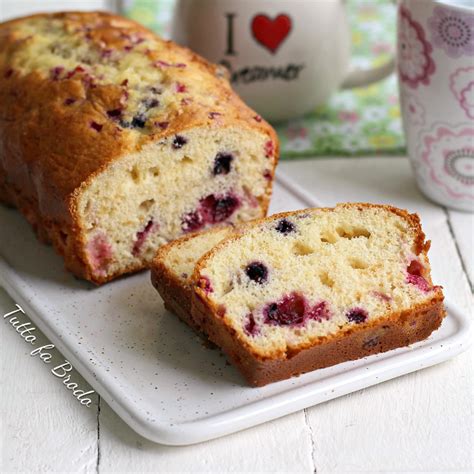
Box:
[406,259,431,292]
[346,308,368,324]
[264,293,307,326]
[244,313,259,336]
[182,193,241,232]
[213,152,233,175]
[275,218,296,235]
[172,135,188,149]
[308,301,330,322]
[131,115,146,128]
[90,121,104,132]
[245,261,268,284]
[87,232,113,276]
[132,219,156,256]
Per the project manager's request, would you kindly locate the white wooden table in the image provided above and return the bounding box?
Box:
[1,157,472,473]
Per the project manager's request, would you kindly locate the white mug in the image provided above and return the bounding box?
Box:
[397,0,474,212]
[172,0,395,122]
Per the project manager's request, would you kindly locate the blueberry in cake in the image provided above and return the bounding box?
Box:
[0,12,277,283]
[152,203,445,386]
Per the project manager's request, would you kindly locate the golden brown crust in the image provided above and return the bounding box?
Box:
[0,11,278,284]
[151,226,236,329]
[151,264,198,330]
[192,294,445,386]
[156,255,445,386]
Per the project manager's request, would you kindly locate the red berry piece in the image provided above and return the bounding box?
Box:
[132,219,156,256]
[244,313,259,336]
[407,260,423,276]
[50,66,65,80]
[90,121,103,132]
[87,233,112,274]
[199,276,213,294]
[308,301,331,322]
[182,210,204,232]
[406,260,430,292]
[264,293,307,326]
[264,140,274,158]
[200,194,240,223]
[181,193,240,232]
[155,121,169,130]
[263,170,273,181]
[372,291,391,302]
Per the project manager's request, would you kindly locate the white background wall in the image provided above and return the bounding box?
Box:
[0,0,119,22]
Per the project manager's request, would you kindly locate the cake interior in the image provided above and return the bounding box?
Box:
[195,206,442,358]
[77,126,271,279]
[160,227,233,284]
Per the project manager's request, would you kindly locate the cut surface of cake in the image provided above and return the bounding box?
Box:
[0,12,277,283]
[153,203,445,386]
[152,226,234,329]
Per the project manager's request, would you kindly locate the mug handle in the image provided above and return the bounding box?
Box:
[340,0,397,90]
[341,56,396,89]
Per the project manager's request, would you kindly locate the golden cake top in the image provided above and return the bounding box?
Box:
[0,11,263,140]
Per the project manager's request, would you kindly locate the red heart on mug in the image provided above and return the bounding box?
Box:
[251,14,292,54]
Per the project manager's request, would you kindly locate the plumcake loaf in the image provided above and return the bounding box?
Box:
[0,12,278,284]
[151,225,234,330]
[190,204,445,386]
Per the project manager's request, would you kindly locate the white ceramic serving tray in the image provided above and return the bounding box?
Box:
[0,178,471,446]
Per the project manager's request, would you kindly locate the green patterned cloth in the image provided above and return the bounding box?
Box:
[123,0,405,158]
[123,0,176,37]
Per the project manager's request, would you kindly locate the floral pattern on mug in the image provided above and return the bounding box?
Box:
[398,5,436,89]
[428,6,474,58]
[450,67,474,119]
[400,91,426,126]
[420,125,474,200]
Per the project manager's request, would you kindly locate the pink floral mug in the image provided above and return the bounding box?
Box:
[397,0,474,212]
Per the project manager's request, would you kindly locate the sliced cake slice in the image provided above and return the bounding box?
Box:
[190,203,445,386]
[151,226,235,329]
